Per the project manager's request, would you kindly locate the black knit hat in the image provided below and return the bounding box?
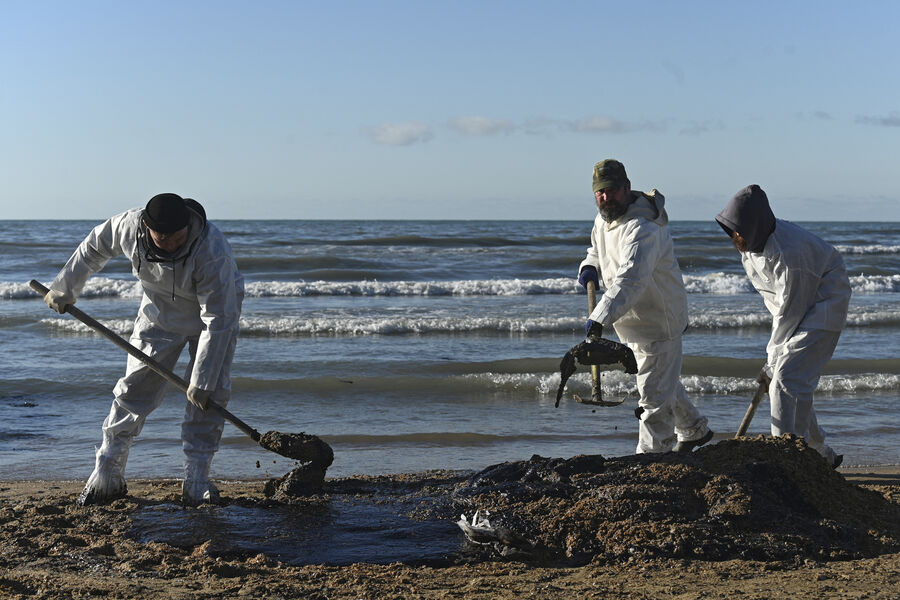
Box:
[144,193,189,233]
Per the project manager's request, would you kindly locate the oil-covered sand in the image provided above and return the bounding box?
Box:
[1,435,898,599]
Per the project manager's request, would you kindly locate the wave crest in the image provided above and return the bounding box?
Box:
[6,272,899,300]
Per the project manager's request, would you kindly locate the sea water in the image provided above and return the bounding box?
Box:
[1,219,898,482]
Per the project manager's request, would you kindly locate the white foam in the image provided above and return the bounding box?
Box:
[815,373,900,392]
[42,309,900,337]
[41,317,134,335]
[4,272,899,301]
[683,273,755,294]
[464,370,641,399]
[467,371,900,396]
[846,309,900,326]
[0,282,39,300]
[689,310,770,328]
[238,315,579,335]
[835,244,900,255]
[2,277,141,300]
[250,273,900,296]
[849,274,900,293]
[689,308,900,329]
[245,278,580,297]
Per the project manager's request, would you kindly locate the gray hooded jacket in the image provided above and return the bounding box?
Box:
[716,186,851,368]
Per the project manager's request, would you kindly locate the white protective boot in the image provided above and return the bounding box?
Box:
[77,434,131,506]
[182,456,220,506]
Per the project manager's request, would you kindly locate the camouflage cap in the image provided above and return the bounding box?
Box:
[592,159,628,194]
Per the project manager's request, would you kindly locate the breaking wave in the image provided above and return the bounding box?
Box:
[849,274,900,293]
[683,273,900,295]
[682,273,754,294]
[835,244,900,255]
[474,370,900,397]
[245,278,579,297]
[6,273,900,300]
[40,306,900,337]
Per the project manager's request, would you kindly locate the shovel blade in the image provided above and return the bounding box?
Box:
[259,431,334,467]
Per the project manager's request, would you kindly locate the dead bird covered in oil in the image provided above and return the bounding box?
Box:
[555,336,637,407]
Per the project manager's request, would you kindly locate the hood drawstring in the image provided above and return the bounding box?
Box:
[169,254,192,302]
[136,228,144,275]
[173,251,192,301]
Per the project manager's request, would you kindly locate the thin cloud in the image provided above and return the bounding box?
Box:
[365,122,434,146]
[679,120,724,136]
[521,117,565,136]
[570,115,630,133]
[856,112,900,127]
[448,116,516,136]
[569,115,665,134]
[367,114,670,143]
[519,115,664,136]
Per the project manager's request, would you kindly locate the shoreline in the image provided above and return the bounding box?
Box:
[3,463,900,485]
[1,448,899,599]
[840,465,900,486]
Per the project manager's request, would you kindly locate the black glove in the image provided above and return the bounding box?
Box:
[578,266,599,289]
[584,319,603,340]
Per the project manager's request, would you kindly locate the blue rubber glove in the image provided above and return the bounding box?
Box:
[577,266,599,290]
[585,320,603,340]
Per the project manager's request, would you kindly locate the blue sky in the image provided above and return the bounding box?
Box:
[3,1,899,221]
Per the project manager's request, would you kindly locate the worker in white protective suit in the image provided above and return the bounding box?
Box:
[43,193,244,506]
[578,159,713,454]
[716,184,851,468]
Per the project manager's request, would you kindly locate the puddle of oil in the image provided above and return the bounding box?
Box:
[127,497,466,566]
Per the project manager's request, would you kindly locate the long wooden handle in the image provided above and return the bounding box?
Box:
[29,279,261,442]
[735,378,768,438]
[585,280,601,399]
[586,278,598,310]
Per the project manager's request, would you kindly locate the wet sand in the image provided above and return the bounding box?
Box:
[1,437,898,599]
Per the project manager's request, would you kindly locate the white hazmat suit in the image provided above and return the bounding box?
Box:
[580,189,710,453]
[717,185,851,465]
[48,200,244,505]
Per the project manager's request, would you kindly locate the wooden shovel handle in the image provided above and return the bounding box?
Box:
[735,378,768,438]
[585,280,601,398]
[586,278,598,309]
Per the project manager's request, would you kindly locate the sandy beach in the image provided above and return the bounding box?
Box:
[1,437,898,599]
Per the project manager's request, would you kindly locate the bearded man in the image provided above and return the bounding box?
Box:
[577,159,712,454]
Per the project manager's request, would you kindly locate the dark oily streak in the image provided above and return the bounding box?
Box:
[264,462,331,499]
[259,431,334,466]
[259,431,335,499]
